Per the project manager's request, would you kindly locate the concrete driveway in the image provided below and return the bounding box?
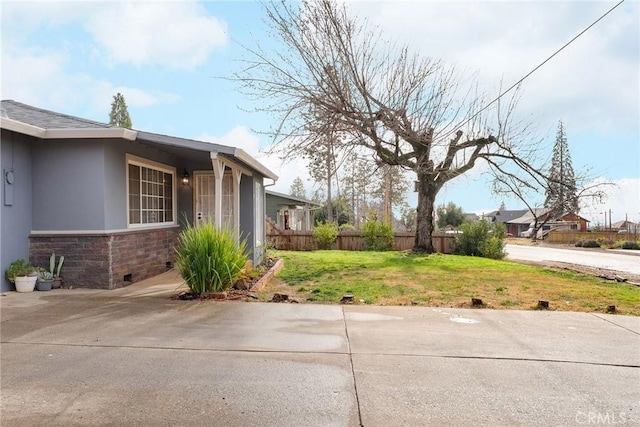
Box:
[2,271,639,426]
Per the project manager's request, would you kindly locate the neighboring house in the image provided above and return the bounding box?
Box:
[484,209,528,236]
[507,209,589,237]
[1,100,277,292]
[611,220,639,233]
[265,190,321,231]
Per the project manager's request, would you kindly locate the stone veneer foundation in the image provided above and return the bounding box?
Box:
[30,226,180,289]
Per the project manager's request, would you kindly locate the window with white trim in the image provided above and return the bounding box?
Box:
[128,159,175,226]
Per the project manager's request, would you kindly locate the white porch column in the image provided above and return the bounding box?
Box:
[233,168,242,240]
[211,153,225,228]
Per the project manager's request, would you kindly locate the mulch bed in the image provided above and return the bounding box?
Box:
[172,257,279,302]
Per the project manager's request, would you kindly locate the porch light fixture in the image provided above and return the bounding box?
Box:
[181,169,190,186]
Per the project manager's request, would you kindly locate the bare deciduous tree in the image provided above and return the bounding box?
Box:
[234,0,530,252]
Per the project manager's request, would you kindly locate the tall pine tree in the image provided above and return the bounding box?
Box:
[544,121,578,213]
[109,93,132,129]
[289,177,307,199]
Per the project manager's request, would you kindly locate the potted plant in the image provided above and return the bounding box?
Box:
[5,259,37,292]
[36,270,54,291]
[50,253,64,289]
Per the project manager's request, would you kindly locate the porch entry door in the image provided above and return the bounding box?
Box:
[194,172,233,227]
[195,173,215,226]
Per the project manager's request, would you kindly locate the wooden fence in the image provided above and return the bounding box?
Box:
[266,230,455,253]
[547,231,639,244]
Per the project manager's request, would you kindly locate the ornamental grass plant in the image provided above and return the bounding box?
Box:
[175,220,248,295]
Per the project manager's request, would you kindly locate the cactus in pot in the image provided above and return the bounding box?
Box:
[36,270,54,291]
[50,253,65,288]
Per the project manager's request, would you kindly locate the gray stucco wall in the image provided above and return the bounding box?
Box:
[31,138,200,231]
[32,139,107,231]
[1,130,34,291]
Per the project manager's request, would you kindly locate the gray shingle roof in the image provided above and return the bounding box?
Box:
[1,100,112,129]
[485,209,528,223]
[266,190,321,206]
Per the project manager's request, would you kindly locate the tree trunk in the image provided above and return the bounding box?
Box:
[326,144,333,222]
[384,165,391,224]
[413,172,436,253]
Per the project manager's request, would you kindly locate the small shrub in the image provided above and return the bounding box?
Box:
[581,240,601,248]
[485,235,506,260]
[313,221,339,249]
[621,241,640,250]
[339,223,355,231]
[361,219,394,251]
[574,240,583,247]
[454,220,506,259]
[609,240,624,249]
[175,220,248,294]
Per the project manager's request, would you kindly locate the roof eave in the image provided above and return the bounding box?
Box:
[46,128,137,141]
[1,118,137,141]
[0,117,46,138]
[233,148,278,181]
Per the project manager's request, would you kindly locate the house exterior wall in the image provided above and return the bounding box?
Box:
[102,139,180,229]
[1,130,34,292]
[559,213,588,232]
[31,139,107,231]
[266,193,285,221]
[30,227,179,289]
[27,138,188,289]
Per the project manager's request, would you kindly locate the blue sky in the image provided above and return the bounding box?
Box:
[2,0,638,226]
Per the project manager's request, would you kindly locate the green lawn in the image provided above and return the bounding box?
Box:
[263,250,640,315]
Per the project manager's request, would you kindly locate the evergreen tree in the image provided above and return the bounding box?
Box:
[109,93,132,129]
[289,177,307,199]
[544,121,578,213]
[436,202,465,229]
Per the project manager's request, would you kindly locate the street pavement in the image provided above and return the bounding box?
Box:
[1,271,639,426]
[506,244,640,277]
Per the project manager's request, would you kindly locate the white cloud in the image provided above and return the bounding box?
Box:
[195,127,313,196]
[1,47,180,119]
[349,1,639,134]
[196,126,261,155]
[580,178,640,226]
[85,2,228,70]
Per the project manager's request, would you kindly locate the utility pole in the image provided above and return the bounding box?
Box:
[609,209,612,231]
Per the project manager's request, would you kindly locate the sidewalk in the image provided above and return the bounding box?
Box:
[1,278,639,426]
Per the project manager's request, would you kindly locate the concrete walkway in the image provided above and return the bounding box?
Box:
[1,271,639,426]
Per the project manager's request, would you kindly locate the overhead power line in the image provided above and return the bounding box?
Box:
[443,0,626,140]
